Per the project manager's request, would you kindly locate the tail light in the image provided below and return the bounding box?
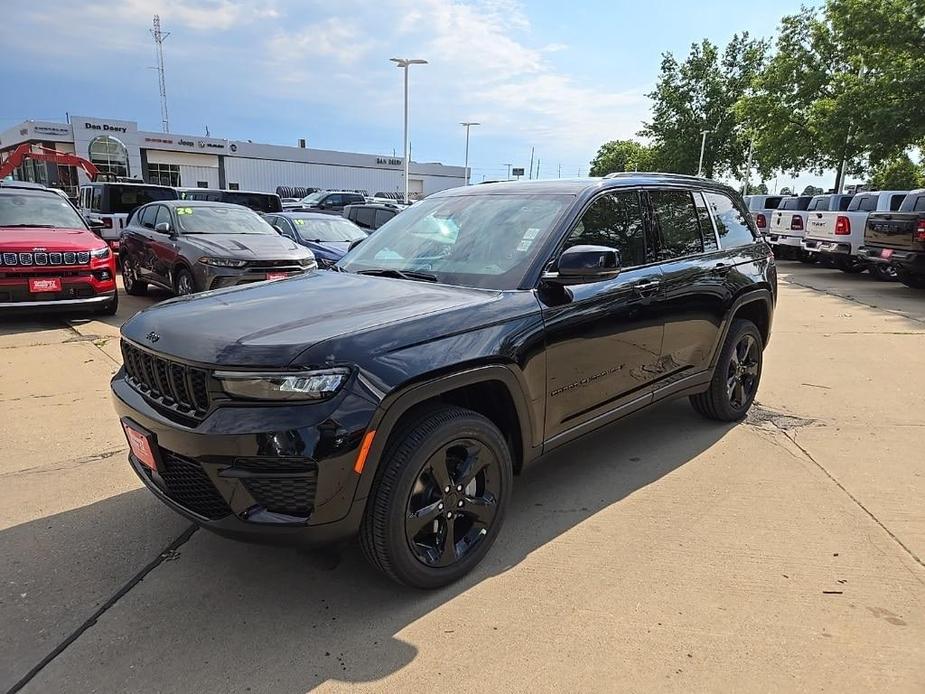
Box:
[790,215,804,231]
[755,213,767,229]
[835,216,851,235]
[916,218,925,243]
[102,218,113,229]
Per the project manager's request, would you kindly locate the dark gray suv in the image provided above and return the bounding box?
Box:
[120,201,316,296]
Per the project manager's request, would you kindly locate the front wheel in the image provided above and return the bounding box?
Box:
[360,406,513,588]
[174,267,197,296]
[97,291,119,316]
[690,319,763,422]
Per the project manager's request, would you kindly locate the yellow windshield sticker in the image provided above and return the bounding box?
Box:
[176,207,194,215]
[295,219,305,225]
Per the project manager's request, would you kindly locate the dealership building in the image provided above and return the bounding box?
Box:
[0,115,467,198]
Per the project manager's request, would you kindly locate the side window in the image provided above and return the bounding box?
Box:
[562,191,649,268]
[140,206,157,229]
[914,197,925,212]
[693,192,718,252]
[349,194,365,205]
[355,208,376,229]
[154,206,172,230]
[91,187,102,212]
[703,192,756,248]
[649,190,704,259]
[374,209,395,228]
[278,219,297,240]
[890,194,905,211]
[326,194,343,207]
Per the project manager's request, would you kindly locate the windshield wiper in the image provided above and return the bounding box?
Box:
[355,268,438,282]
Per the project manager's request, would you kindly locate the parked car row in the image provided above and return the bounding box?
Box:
[745,189,925,289]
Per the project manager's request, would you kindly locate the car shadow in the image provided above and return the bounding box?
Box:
[2,399,736,692]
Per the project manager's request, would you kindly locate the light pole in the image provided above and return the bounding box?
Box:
[390,57,427,203]
[460,121,480,185]
[696,129,710,178]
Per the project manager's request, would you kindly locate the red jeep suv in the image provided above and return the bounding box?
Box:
[0,182,118,314]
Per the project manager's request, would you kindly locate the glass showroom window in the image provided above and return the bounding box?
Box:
[88,135,130,178]
[147,162,180,186]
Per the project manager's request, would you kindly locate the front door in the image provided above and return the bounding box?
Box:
[540,190,665,441]
[149,205,180,288]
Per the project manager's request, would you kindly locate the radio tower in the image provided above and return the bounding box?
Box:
[151,15,170,133]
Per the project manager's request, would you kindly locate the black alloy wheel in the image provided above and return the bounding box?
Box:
[404,439,501,568]
[122,257,147,296]
[360,406,512,588]
[726,333,760,410]
[175,268,196,296]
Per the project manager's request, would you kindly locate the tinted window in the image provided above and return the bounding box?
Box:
[347,194,365,205]
[354,207,376,229]
[103,185,176,214]
[694,192,718,252]
[837,195,853,211]
[808,196,830,211]
[764,196,783,210]
[374,209,396,228]
[154,206,172,229]
[848,195,877,212]
[649,190,704,259]
[325,194,343,207]
[779,197,811,211]
[704,192,756,248]
[140,205,157,229]
[564,191,649,267]
[912,196,925,212]
[223,192,282,213]
[890,194,906,211]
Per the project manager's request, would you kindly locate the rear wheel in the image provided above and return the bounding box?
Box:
[869,263,898,282]
[896,269,925,289]
[121,257,147,296]
[690,319,763,422]
[799,251,817,264]
[360,406,512,589]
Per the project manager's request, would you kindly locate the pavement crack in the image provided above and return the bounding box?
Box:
[5,524,198,694]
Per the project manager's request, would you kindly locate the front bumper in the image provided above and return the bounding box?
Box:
[111,370,377,547]
[195,265,310,292]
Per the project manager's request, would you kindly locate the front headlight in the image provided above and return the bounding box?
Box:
[214,368,350,401]
[316,256,335,269]
[199,256,248,268]
[298,254,317,268]
[90,246,111,259]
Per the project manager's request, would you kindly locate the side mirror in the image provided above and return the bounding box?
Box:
[543,245,621,285]
[154,221,173,235]
[348,238,365,252]
[86,218,104,235]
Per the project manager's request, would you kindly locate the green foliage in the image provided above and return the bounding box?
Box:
[589,140,656,176]
[639,34,768,178]
[780,187,793,195]
[737,0,925,178]
[744,182,769,195]
[869,154,925,190]
[802,185,824,196]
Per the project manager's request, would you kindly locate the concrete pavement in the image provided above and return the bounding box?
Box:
[1,264,922,692]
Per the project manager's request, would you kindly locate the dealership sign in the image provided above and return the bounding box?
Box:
[377,157,403,166]
[84,122,128,134]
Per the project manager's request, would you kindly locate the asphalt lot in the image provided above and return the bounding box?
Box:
[1,263,923,693]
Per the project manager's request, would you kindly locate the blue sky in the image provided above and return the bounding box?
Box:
[1,0,833,190]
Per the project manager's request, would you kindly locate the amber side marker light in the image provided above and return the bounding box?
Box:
[354,430,377,474]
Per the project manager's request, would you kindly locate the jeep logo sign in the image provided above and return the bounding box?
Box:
[84,122,128,134]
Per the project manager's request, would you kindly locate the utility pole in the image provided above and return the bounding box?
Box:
[696,129,710,178]
[504,163,512,180]
[151,15,170,133]
[390,57,428,204]
[558,163,561,178]
[528,147,535,180]
[460,122,480,185]
[536,159,541,179]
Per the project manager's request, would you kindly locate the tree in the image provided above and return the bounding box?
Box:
[737,0,925,185]
[869,154,924,190]
[802,185,823,196]
[589,140,656,176]
[744,182,769,195]
[640,34,768,178]
[780,187,793,195]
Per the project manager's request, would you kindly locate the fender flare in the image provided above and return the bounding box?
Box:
[352,364,537,502]
[709,288,774,368]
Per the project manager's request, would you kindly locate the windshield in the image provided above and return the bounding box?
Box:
[176,206,277,235]
[292,217,367,242]
[300,191,326,205]
[338,193,573,289]
[0,193,88,229]
[106,185,176,214]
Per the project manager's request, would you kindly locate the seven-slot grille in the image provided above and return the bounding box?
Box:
[1,251,90,266]
[121,341,211,419]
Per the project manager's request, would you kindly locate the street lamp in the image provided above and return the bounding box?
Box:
[390,57,427,204]
[460,121,480,185]
[696,129,710,178]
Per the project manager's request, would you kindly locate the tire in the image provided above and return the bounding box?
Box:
[869,263,897,282]
[97,291,119,316]
[896,269,925,289]
[799,251,817,264]
[360,406,513,589]
[835,256,865,273]
[690,319,764,422]
[121,257,147,296]
[174,267,197,296]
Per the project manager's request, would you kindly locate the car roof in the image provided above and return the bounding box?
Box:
[276,211,345,220]
[157,200,251,209]
[181,188,277,196]
[345,203,398,210]
[0,181,59,196]
[87,181,173,188]
[429,173,741,199]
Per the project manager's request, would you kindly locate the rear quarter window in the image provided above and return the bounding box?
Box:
[704,192,756,249]
[848,195,877,212]
[890,194,906,211]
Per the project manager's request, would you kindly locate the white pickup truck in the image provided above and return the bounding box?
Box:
[801,190,908,276]
[767,195,813,260]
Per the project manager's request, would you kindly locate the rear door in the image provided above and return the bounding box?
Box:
[649,188,731,380]
[541,189,665,441]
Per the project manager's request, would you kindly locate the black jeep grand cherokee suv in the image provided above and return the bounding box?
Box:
[112,175,776,588]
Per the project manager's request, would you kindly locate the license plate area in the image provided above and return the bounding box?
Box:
[880,248,894,260]
[121,418,161,472]
[29,277,62,293]
[266,272,288,281]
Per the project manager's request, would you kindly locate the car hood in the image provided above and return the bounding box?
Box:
[0,227,106,251]
[182,233,309,259]
[121,271,501,366]
[306,240,350,259]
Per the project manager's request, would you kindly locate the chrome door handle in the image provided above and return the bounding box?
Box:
[634,278,661,295]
